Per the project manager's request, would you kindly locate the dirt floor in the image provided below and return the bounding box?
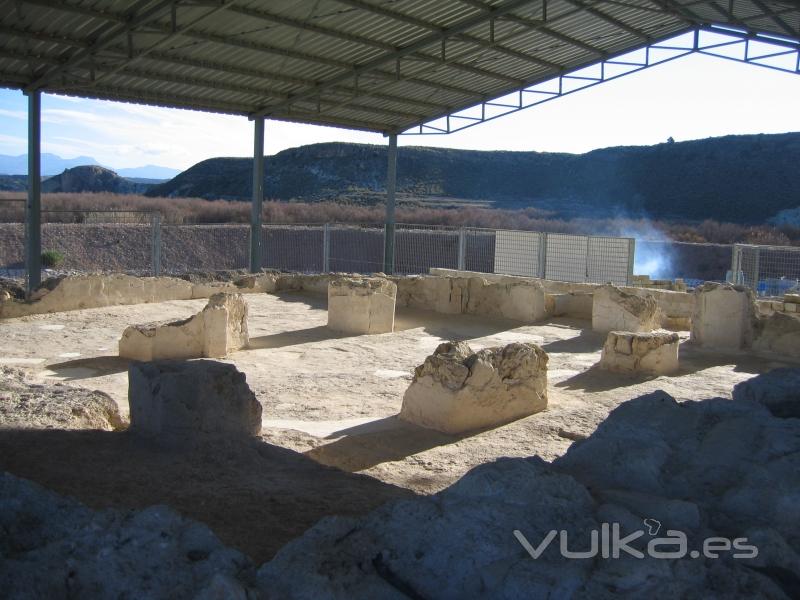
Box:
[0,291,793,562]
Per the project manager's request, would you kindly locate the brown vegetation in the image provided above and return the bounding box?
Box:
[1,192,798,246]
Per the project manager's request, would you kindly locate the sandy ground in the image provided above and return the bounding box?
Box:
[0,291,793,560]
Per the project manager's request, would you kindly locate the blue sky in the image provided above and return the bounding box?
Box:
[1,51,799,171]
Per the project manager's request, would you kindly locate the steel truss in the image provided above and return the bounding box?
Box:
[402,25,800,135]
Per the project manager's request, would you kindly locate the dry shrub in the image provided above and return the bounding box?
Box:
[1,192,798,246]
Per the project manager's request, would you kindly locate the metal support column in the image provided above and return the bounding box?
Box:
[383,133,398,274]
[250,117,265,273]
[25,90,42,294]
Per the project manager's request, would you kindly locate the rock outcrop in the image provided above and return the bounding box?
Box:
[399,341,548,434]
[0,472,256,599]
[119,292,249,361]
[327,276,397,334]
[592,285,659,334]
[259,389,800,599]
[599,331,680,376]
[128,360,262,440]
[691,282,756,350]
[0,367,123,431]
[732,367,800,419]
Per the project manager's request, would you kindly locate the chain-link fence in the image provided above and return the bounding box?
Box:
[1,212,641,285]
[731,244,800,297]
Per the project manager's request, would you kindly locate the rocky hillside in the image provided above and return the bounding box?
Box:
[147,133,800,224]
[41,165,154,194]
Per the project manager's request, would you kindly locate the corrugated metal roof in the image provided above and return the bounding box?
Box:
[0,0,798,133]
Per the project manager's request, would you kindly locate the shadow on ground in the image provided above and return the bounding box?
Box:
[247,325,354,350]
[305,415,499,472]
[44,356,130,380]
[0,429,414,564]
[394,307,522,342]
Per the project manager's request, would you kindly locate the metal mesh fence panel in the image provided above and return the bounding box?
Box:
[463,228,495,273]
[545,233,589,283]
[328,224,384,273]
[732,244,800,297]
[161,223,248,274]
[262,224,324,272]
[39,211,155,274]
[394,224,460,274]
[587,236,633,286]
[493,230,544,277]
[0,222,24,276]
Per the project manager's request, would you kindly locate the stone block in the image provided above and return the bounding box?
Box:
[465,277,548,323]
[599,331,680,376]
[119,293,249,361]
[327,277,396,334]
[399,341,548,434]
[752,311,800,360]
[128,360,261,439]
[690,283,756,350]
[592,285,659,334]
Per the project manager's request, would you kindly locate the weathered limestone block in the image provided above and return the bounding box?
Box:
[327,277,396,334]
[592,285,659,333]
[465,277,548,323]
[119,293,248,361]
[399,341,548,434]
[599,331,680,375]
[128,360,261,438]
[201,293,249,357]
[690,282,756,350]
[752,311,800,360]
[233,273,279,293]
[393,275,463,314]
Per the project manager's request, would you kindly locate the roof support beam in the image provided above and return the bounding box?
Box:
[25,89,41,294]
[254,0,542,118]
[25,0,178,90]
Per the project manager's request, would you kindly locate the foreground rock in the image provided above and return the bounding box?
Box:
[260,389,800,599]
[327,276,397,334]
[119,292,249,360]
[0,472,256,599]
[691,282,756,350]
[599,331,680,376]
[399,341,548,434]
[128,360,262,439]
[0,367,123,431]
[592,285,659,334]
[732,367,800,418]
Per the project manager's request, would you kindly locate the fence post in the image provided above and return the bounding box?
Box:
[626,238,636,286]
[538,232,548,279]
[729,244,740,284]
[753,246,761,296]
[323,223,330,273]
[151,213,162,277]
[457,227,466,271]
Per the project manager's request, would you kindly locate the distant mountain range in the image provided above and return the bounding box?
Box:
[0,153,180,179]
[147,133,800,225]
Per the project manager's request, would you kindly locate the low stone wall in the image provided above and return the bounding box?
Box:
[430,268,694,329]
[0,272,281,319]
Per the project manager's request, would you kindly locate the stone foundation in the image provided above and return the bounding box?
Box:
[592,285,659,334]
[399,341,548,434]
[327,276,397,334]
[690,283,756,350]
[599,331,680,375]
[119,293,249,361]
[128,360,261,439]
[752,311,800,360]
